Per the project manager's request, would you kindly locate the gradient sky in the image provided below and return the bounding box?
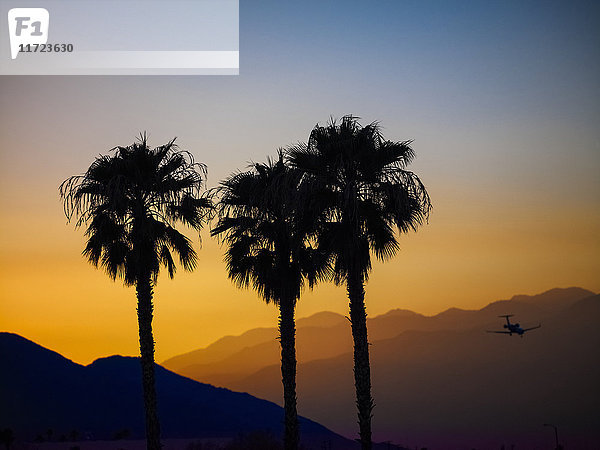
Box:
[1,0,599,365]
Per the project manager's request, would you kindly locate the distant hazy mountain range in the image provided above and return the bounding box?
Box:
[0,333,359,449]
[162,287,600,449]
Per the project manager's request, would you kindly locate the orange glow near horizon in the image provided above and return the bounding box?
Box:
[1,171,598,365]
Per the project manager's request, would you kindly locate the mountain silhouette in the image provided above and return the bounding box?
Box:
[162,288,594,386]
[162,311,348,383]
[0,333,359,449]
[163,288,599,449]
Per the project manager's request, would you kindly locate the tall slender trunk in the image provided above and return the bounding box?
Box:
[279,296,299,450]
[136,272,162,450]
[347,271,373,450]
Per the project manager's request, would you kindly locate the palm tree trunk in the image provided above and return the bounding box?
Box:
[136,273,162,450]
[347,271,373,450]
[279,297,299,450]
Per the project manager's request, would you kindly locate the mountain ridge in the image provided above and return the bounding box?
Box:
[227,293,600,448]
[157,288,598,448]
[0,332,360,449]
[3,288,596,448]
[162,287,596,385]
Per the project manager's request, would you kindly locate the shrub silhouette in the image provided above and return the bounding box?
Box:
[0,428,15,450]
[224,431,282,450]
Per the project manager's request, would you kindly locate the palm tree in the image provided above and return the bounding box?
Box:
[60,134,212,450]
[211,153,329,450]
[288,116,431,450]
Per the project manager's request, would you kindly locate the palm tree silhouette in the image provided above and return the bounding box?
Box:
[288,116,431,450]
[212,153,329,450]
[60,134,212,450]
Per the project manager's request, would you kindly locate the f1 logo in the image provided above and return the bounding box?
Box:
[8,8,49,59]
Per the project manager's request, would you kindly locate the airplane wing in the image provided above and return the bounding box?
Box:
[486,330,512,334]
[523,324,541,332]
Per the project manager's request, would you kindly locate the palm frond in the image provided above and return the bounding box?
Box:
[60,135,210,284]
[287,116,431,281]
[213,154,330,305]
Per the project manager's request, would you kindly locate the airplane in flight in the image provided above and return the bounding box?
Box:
[487,314,541,337]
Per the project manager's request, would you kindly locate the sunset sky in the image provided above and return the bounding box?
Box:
[1,0,599,365]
